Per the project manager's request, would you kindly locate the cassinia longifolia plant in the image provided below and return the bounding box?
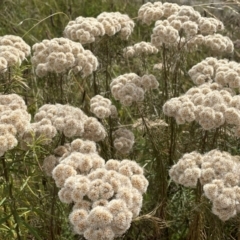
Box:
[138,2,233,53]
[2,0,240,239]
[169,150,240,221]
[45,138,148,240]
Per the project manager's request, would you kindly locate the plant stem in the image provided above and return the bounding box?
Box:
[168,118,177,166]
[162,44,169,102]
[201,130,208,153]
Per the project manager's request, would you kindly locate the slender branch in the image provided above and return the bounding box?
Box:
[201,130,208,153]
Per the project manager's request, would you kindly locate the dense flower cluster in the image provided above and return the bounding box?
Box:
[110,73,159,106]
[0,94,31,156]
[90,95,116,119]
[0,35,31,72]
[183,34,233,53]
[189,57,240,88]
[141,74,159,90]
[110,73,144,106]
[198,17,224,34]
[138,2,180,25]
[22,118,57,146]
[139,2,233,53]
[151,20,180,46]
[43,138,148,239]
[64,17,105,44]
[113,128,135,154]
[123,41,158,58]
[169,150,240,221]
[22,104,106,144]
[169,151,202,187]
[97,12,135,40]
[152,20,232,52]
[163,82,240,134]
[31,37,98,77]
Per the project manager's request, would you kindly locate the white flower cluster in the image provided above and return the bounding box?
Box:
[64,17,105,44]
[110,73,144,106]
[90,95,117,119]
[141,74,159,90]
[169,151,202,187]
[151,20,179,47]
[141,2,233,53]
[97,12,135,40]
[185,34,233,53]
[0,94,31,156]
[123,41,158,58]
[31,37,98,77]
[45,138,148,239]
[139,1,226,34]
[170,150,240,221]
[163,82,240,134]
[203,34,233,53]
[110,73,159,106]
[152,20,232,52]
[23,104,106,144]
[22,118,57,146]
[198,17,224,35]
[113,128,135,154]
[189,57,240,88]
[0,35,31,72]
[138,2,180,25]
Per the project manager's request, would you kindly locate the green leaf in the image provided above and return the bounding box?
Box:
[15,214,42,240]
[21,220,42,240]
[20,176,31,192]
[0,197,6,206]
